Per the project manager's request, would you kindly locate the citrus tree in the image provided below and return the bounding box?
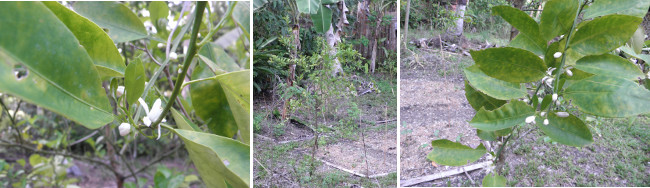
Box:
[0,1,250,187]
[427,0,650,186]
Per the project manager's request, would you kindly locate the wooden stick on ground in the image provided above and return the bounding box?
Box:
[400,161,492,187]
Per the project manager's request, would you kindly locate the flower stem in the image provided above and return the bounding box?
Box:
[152,2,207,128]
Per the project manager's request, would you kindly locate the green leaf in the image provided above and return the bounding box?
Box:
[482,172,506,187]
[296,0,319,14]
[214,70,251,145]
[0,2,113,129]
[253,0,268,11]
[470,47,547,83]
[148,1,169,35]
[171,109,201,132]
[426,139,486,166]
[190,72,238,138]
[620,46,650,63]
[629,26,645,54]
[564,75,650,117]
[575,54,644,80]
[509,32,547,56]
[469,101,535,131]
[310,4,332,33]
[172,128,250,187]
[73,1,148,43]
[464,65,527,100]
[198,43,241,74]
[539,0,578,41]
[545,41,561,68]
[464,81,506,111]
[492,6,540,39]
[538,113,593,147]
[569,15,642,56]
[476,128,512,141]
[43,2,126,80]
[583,0,650,19]
[124,59,145,105]
[233,2,250,37]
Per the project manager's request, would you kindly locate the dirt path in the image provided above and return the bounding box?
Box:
[399,51,490,186]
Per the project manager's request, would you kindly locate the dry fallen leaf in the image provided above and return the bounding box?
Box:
[431,161,439,167]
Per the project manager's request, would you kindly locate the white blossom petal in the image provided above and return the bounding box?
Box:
[118,123,131,136]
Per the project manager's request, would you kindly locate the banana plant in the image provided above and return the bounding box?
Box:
[427,0,650,186]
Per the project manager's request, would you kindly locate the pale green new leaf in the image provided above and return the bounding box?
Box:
[73,1,148,43]
[171,128,249,187]
[629,26,645,54]
[569,15,642,56]
[43,2,125,80]
[583,0,650,19]
[538,113,593,147]
[469,101,535,131]
[214,70,251,145]
[620,46,650,63]
[148,1,169,34]
[575,54,644,81]
[564,75,650,117]
[427,139,486,166]
[296,0,319,14]
[482,172,506,187]
[0,2,113,129]
[464,65,527,100]
[464,81,506,111]
[539,0,578,41]
[470,47,547,83]
[124,59,145,105]
[311,4,332,33]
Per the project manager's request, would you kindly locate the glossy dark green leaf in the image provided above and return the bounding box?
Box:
[538,113,593,147]
[464,65,527,100]
[73,1,148,43]
[311,3,332,33]
[464,81,506,111]
[148,1,169,34]
[0,2,112,129]
[575,54,644,80]
[232,2,250,37]
[43,2,125,80]
[296,0,319,14]
[583,0,650,19]
[476,128,512,141]
[171,128,249,187]
[482,172,506,187]
[564,75,650,117]
[198,42,241,74]
[509,32,546,56]
[539,0,578,41]
[427,139,486,166]
[124,59,145,105]
[470,47,547,83]
[492,6,540,39]
[569,15,642,56]
[470,101,535,131]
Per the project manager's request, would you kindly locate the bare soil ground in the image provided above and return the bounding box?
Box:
[253,81,397,187]
[399,50,490,187]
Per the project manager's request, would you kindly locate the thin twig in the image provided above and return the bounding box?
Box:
[69,130,98,146]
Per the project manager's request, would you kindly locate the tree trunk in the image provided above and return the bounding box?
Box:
[403,0,412,46]
[508,0,526,40]
[281,24,301,121]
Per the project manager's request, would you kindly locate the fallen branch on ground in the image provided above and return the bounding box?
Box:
[400,161,492,187]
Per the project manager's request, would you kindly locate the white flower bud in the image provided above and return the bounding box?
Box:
[525,116,536,124]
[615,48,621,54]
[157,43,165,48]
[556,112,569,117]
[566,69,573,77]
[523,98,529,103]
[169,52,178,60]
[543,119,549,125]
[647,71,650,79]
[560,35,564,38]
[555,100,561,106]
[552,93,558,101]
[541,112,546,116]
[116,86,125,97]
[119,123,131,136]
[553,52,562,59]
[118,48,122,53]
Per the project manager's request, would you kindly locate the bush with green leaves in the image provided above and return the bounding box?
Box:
[427,0,650,186]
[0,1,250,187]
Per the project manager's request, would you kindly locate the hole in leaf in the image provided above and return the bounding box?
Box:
[13,65,28,80]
